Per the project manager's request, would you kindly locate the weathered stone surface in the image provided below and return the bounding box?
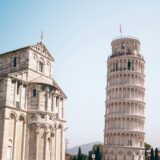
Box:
[104,37,145,160]
[0,43,66,160]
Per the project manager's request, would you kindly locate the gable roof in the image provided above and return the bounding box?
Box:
[30,42,54,61]
[0,42,54,61]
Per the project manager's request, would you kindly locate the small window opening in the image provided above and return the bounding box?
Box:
[39,61,43,72]
[128,140,132,146]
[56,97,59,107]
[116,63,118,71]
[128,61,131,70]
[17,83,20,94]
[16,101,20,108]
[13,57,17,67]
[32,89,37,97]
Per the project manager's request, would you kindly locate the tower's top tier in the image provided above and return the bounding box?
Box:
[110,36,141,58]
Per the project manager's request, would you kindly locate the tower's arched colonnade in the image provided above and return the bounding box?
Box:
[104,37,145,160]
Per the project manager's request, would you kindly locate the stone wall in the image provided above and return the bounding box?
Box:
[0,43,66,160]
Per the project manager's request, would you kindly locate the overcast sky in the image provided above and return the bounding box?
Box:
[0,0,160,148]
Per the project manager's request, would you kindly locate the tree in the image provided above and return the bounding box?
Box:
[77,147,82,160]
[90,144,103,160]
[72,155,77,160]
[145,142,152,160]
[145,142,151,150]
[95,145,102,160]
[88,151,93,160]
[151,148,155,160]
[145,149,148,160]
[155,148,159,160]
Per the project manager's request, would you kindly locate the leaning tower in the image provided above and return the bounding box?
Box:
[104,37,145,160]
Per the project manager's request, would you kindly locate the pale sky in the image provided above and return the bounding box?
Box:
[0,0,160,148]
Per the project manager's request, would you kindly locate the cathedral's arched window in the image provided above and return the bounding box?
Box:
[32,89,37,97]
[56,97,59,107]
[13,57,17,67]
[11,57,17,68]
[39,61,44,73]
[17,83,20,94]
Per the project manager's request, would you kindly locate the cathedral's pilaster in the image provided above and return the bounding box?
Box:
[36,129,39,160]
[1,116,8,160]
[44,130,49,160]
[22,121,26,160]
[13,118,18,160]
[13,81,17,106]
[50,132,54,160]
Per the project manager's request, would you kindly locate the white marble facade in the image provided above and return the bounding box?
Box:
[0,42,67,160]
[104,37,145,160]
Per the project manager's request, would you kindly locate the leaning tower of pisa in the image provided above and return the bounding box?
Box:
[104,37,145,160]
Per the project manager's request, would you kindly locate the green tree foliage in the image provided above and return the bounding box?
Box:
[72,155,77,160]
[145,142,151,150]
[89,144,103,160]
[82,154,88,160]
[77,147,83,160]
[145,149,148,160]
[95,145,101,160]
[155,148,159,160]
[88,151,93,160]
[76,147,88,160]
[145,142,152,160]
[151,148,155,160]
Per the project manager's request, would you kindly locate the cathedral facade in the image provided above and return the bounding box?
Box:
[104,37,145,160]
[0,42,67,160]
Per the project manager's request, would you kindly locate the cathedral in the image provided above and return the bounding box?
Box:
[104,37,145,160]
[0,42,67,160]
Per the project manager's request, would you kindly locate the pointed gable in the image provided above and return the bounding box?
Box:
[30,43,54,61]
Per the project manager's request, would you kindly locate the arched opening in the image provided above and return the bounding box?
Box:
[128,60,131,70]
[116,62,118,71]
[39,61,44,73]
[32,89,37,97]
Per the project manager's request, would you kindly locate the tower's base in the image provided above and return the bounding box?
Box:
[104,147,145,160]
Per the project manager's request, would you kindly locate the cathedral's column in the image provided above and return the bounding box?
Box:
[50,132,55,160]
[1,115,9,160]
[22,121,26,160]
[13,81,17,106]
[51,94,54,112]
[61,128,65,160]
[62,99,64,119]
[24,85,27,109]
[53,95,57,114]
[19,83,22,108]
[54,128,57,160]
[36,128,39,160]
[44,130,49,160]
[13,118,18,160]
[45,87,50,111]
